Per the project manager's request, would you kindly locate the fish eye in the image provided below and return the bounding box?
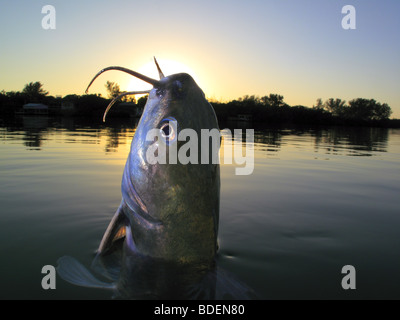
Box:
[159,117,178,144]
[160,123,173,138]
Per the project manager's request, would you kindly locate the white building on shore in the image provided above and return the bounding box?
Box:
[21,103,49,115]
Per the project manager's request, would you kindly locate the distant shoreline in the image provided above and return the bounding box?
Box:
[1,111,400,129]
[2,83,398,128]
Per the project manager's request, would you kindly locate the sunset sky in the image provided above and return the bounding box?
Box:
[1,0,399,117]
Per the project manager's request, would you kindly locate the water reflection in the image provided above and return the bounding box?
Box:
[313,126,389,156]
[0,116,390,157]
[1,116,138,153]
[254,131,282,153]
[221,121,389,157]
[21,116,50,150]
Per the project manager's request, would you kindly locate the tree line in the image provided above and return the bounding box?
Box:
[212,94,395,126]
[1,81,398,127]
[0,81,147,118]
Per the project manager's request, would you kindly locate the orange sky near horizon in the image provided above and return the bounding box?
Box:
[1,1,399,118]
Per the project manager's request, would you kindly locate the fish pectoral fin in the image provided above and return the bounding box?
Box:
[97,204,127,255]
[57,256,115,289]
[113,225,126,241]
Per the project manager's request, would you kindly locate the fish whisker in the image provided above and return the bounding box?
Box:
[85,66,160,94]
[103,91,150,122]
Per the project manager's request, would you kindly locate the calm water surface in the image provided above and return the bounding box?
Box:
[0,116,399,299]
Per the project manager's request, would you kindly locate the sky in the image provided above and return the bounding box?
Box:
[1,0,399,117]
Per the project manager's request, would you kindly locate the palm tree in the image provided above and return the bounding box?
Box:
[105,81,121,99]
[22,82,49,102]
[324,98,346,117]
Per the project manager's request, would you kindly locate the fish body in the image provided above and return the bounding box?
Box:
[98,72,220,267]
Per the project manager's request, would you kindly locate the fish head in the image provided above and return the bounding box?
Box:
[122,72,220,267]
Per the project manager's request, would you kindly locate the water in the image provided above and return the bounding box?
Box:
[0,116,399,299]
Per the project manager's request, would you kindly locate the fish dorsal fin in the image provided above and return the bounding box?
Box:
[154,57,165,79]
